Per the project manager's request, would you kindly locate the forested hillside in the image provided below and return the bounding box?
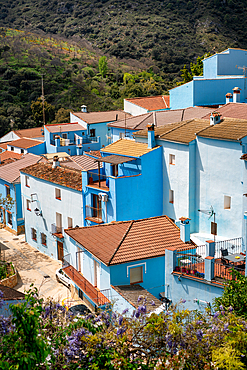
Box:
[1,0,246,74]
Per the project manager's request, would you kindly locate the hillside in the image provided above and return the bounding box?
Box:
[1,0,247,75]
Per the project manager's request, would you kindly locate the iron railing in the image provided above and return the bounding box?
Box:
[214,260,245,281]
[51,223,63,235]
[175,245,206,278]
[214,237,243,258]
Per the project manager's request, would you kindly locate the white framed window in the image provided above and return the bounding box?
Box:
[55,188,61,200]
[11,146,14,151]
[68,217,73,228]
[25,176,30,187]
[41,232,47,246]
[169,189,174,204]
[31,228,37,241]
[27,199,31,211]
[130,266,143,284]
[169,154,175,165]
[224,195,231,209]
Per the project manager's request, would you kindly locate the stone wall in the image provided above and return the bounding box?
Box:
[0,264,17,288]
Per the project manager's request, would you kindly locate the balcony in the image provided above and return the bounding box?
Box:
[63,264,110,307]
[51,223,63,238]
[85,205,103,224]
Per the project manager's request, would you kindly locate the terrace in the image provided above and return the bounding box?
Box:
[174,237,245,282]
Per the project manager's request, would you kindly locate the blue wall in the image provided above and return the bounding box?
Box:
[170,80,194,110]
[0,180,22,233]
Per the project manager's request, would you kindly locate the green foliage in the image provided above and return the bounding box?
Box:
[98,56,108,78]
[0,194,14,212]
[31,97,55,125]
[52,108,71,123]
[178,53,212,85]
[214,269,247,318]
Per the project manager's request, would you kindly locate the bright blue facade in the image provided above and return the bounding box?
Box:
[82,146,163,226]
[109,127,137,143]
[170,48,247,109]
[0,180,23,234]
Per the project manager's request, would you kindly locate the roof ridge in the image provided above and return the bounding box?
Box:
[134,113,153,129]
[158,119,193,138]
[109,220,134,265]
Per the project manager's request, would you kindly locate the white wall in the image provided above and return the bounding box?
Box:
[124,100,147,116]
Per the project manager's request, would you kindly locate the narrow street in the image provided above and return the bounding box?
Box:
[0,228,73,305]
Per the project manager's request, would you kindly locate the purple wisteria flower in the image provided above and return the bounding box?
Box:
[150,300,156,306]
[122,308,129,314]
[118,316,123,326]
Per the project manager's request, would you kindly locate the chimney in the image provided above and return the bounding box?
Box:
[232,87,241,103]
[179,217,191,243]
[225,93,233,104]
[210,112,222,125]
[52,155,60,169]
[153,111,157,126]
[81,105,87,113]
[147,124,156,149]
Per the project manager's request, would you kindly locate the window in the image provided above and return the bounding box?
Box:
[112,164,118,177]
[169,154,175,165]
[79,289,83,300]
[41,233,47,246]
[11,146,14,151]
[68,217,73,228]
[119,132,125,139]
[25,176,30,187]
[169,189,174,204]
[5,185,10,197]
[7,212,12,226]
[31,228,37,241]
[21,149,24,154]
[90,128,96,137]
[27,199,31,211]
[62,133,68,139]
[130,266,143,284]
[55,188,61,200]
[224,195,231,209]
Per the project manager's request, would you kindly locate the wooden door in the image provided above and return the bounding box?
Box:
[57,241,64,261]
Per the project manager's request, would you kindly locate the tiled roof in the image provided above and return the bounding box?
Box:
[62,155,101,171]
[202,103,247,120]
[196,117,247,141]
[134,119,210,144]
[65,215,188,265]
[13,127,44,139]
[0,153,42,183]
[0,158,18,167]
[21,162,82,191]
[126,95,170,110]
[101,138,154,157]
[0,284,25,301]
[112,285,161,311]
[87,150,102,158]
[0,143,9,151]
[8,138,43,149]
[45,123,84,133]
[72,110,131,124]
[108,107,212,131]
[0,151,22,161]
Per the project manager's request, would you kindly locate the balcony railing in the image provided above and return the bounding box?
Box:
[214,237,243,258]
[63,264,110,306]
[176,246,205,278]
[85,206,103,223]
[51,223,63,236]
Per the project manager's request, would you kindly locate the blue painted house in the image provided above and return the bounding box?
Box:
[7,138,46,156]
[134,115,247,244]
[0,153,42,235]
[20,155,101,260]
[63,216,226,313]
[170,48,247,109]
[44,123,101,155]
[70,107,130,147]
[81,135,163,227]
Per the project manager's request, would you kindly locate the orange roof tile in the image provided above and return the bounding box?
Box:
[65,215,189,265]
[8,138,44,149]
[0,151,22,161]
[45,123,84,133]
[197,117,247,141]
[21,162,82,191]
[202,103,247,120]
[126,95,170,110]
[101,138,155,157]
[72,110,131,124]
[13,127,44,139]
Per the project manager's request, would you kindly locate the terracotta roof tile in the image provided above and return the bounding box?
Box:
[72,110,131,124]
[202,103,247,120]
[0,153,42,183]
[8,138,44,149]
[0,151,22,161]
[196,117,247,141]
[45,123,84,133]
[13,127,44,139]
[62,155,101,171]
[65,215,189,265]
[101,138,155,157]
[126,95,170,110]
[21,162,82,191]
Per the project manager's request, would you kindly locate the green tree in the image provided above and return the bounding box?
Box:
[31,98,55,125]
[98,56,108,78]
[52,108,71,123]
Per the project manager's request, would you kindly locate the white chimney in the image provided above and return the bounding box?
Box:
[225,93,233,104]
[179,217,191,243]
[153,111,157,126]
[210,112,222,125]
[232,87,241,103]
[81,105,87,113]
[52,155,60,169]
[147,124,156,149]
